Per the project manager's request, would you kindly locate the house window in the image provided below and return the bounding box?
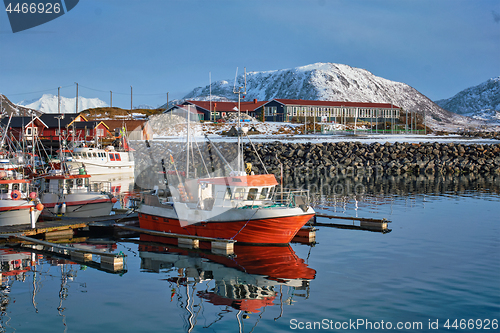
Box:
[26,127,38,137]
[96,128,105,137]
[264,107,276,116]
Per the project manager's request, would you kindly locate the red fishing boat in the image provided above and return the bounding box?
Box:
[137,88,315,244]
[138,173,314,244]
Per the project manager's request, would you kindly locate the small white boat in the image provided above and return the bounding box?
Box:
[39,170,117,219]
[0,177,43,227]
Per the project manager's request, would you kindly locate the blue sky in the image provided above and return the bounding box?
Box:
[1,0,499,109]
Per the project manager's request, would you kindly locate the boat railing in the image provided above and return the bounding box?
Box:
[273,189,310,208]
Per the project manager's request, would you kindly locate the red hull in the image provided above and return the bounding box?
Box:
[138,213,315,244]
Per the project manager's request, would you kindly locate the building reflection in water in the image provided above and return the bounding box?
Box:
[139,234,316,332]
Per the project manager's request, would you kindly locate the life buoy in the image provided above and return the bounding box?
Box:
[11,190,21,200]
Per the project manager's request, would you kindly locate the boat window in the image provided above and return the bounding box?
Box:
[58,179,64,190]
[76,178,83,187]
[115,153,121,161]
[12,183,19,191]
[65,179,73,187]
[0,184,8,193]
[92,153,97,158]
[82,152,87,158]
[260,187,268,199]
[268,187,275,199]
[224,187,232,200]
[85,178,89,187]
[110,154,115,161]
[233,188,245,200]
[21,183,27,192]
[247,188,258,201]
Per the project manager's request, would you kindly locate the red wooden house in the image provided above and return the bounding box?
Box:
[0,114,109,149]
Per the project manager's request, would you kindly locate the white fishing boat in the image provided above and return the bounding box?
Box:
[0,176,43,227]
[65,145,134,175]
[39,170,117,219]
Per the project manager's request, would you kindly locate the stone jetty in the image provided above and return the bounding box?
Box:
[245,141,500,176]
[131,140,500,189]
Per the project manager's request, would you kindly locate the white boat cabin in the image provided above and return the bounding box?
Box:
[0,179,31,200]
[41,174,92,195]
[173,174,279,210]
[70,146,131,163]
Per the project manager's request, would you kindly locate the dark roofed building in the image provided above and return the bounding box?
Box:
[261,99,401,122]
[166,100,267,121]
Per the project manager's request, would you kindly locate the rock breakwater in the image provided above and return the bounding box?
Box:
[130,140,500,190]
[245,141,500,176]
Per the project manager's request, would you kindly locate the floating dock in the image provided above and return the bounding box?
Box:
[12,235,126,273]
[314,214,391,233]
[117,225,236,255]
[0,213,138,240]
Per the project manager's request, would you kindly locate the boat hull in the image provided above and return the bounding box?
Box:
[138,211,315,244]
[0,201,41,226]
[40,193,114,218]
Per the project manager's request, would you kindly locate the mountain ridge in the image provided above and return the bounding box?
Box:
[17,94,108,114]
[435,76,500,122]
[179,62,484,131]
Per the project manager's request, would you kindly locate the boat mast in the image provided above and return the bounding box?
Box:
[233,67,246,173]
[186,104,190,178]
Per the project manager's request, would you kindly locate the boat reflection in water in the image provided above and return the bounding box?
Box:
[139,234,315,330]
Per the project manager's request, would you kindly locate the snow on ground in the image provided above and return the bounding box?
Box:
[151,120,500,145]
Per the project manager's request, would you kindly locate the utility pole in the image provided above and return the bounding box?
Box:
[424,109,427,135]
[130,86,133,110]
[110,91,113,107]
[75,82,78,113]
[58,86,61,114]
[406,109,408,134]
[209,72,212,122]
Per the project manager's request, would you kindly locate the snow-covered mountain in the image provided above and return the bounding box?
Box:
[17,94,108,113]
[435,76,500,122]
[182,62,485,131]
[1,94,40,116]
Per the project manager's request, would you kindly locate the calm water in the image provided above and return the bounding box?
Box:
[1,174,499,332]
